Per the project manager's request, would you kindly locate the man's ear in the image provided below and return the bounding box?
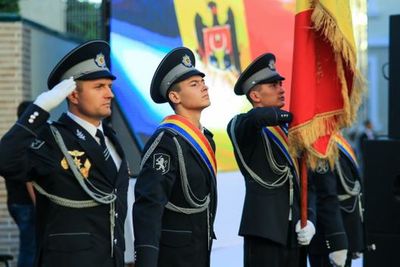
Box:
[248,89,260,104]
[67,90,79,104]
[168,91,181,105]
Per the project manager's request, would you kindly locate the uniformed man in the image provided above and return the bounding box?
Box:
[133,47,217,267]
[0,40,129,267]
[308,132,365,267]
[227,53,316,267]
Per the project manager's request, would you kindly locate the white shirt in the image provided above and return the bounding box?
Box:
[67,112,121,170]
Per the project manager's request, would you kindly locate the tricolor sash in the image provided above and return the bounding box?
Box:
[263,125,300,183]
[158,115,217,178]
[333,133,359,170]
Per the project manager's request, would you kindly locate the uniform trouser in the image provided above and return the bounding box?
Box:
[243,236,299,267]
[8,204,36,267]
[308,253,353,267]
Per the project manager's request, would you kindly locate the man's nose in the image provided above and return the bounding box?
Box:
[106,87,114,98]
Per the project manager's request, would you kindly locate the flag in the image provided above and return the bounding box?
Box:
[288,0,363,169]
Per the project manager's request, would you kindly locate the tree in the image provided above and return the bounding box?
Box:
[66,0,103,40]
[0,0,19,13]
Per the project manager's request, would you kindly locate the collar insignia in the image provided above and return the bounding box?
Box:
[76,129,86,140]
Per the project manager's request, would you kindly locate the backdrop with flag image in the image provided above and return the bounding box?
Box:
[110,0,296,171]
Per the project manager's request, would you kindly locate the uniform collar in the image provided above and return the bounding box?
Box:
[67,111,104,140]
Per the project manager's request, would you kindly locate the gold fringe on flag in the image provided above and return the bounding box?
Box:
[288,0,365,169]
[312,2,364,124]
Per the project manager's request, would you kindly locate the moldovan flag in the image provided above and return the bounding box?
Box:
[289,0,363,168]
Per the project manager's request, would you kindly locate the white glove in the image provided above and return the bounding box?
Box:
[352,252,362,259]
[329,249,348,267]
[34,77,76,112]
[295,220,316,245]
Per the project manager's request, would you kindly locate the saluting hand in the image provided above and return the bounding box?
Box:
[34,77,76,112]
[295,220,315,245]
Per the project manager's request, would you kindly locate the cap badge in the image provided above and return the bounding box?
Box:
[94,53,106,68]
[268,59,276,71]
[182,54,193,68]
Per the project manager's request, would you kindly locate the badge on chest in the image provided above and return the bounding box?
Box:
[61,150,92,178]
[316,159,329,174]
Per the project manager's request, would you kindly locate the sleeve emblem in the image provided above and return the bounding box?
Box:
[316,159,329,174]
[153,153,170,175]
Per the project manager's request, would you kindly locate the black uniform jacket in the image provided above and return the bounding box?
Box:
[309,150,364,254]
[0,104,129,267]
[133,128,217,267]
[227,108,316,247]
[337,151,364,253]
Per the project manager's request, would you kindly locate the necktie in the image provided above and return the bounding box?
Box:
[96,129,117,178]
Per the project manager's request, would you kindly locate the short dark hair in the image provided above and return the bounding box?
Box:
[245,91,253,103]
[245,80,282,104]
[17,101,33,118]
[245,84,261,104]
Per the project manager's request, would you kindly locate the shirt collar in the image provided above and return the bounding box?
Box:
[67,111,104,139]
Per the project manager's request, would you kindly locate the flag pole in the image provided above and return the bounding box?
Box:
[301,154,308,228]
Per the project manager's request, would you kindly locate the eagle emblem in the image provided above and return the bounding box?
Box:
[61,150,92,178]
[195,1,240,72]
